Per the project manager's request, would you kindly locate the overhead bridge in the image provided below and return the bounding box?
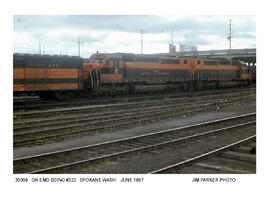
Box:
[166,48,256,65]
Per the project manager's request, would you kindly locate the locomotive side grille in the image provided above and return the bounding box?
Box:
[13,59,25,68]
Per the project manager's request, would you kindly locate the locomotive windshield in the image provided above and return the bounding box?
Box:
[90,54,106,64]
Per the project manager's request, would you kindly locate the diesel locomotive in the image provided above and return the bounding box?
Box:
[13,53,84,99]
[13,52,252,99]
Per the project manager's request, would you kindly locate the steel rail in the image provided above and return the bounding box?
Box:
[13,93,255,131]
[14,112,255,160]
[13,97,231,131]
[14,113,255,174]
[14,89,255,119]
[14,87,255,111]
[14,112,255,161]
[26,121,256,174]
[149,135,256,174]
[14,95,252,135]
[13,98,255,147]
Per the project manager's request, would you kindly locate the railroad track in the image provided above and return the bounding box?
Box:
[13,94,255,147]
[13,89,255,120]
[13,96,41,103]
[13,87,255,111]
[14,93,254,131]
[13,113,256,174]
[150,135,256,174]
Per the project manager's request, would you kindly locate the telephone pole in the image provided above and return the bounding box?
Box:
[39,41,41,55]
[140,29,144,54]
[227,19,232,51]
[171,28,174,45]
[78,37,80,57]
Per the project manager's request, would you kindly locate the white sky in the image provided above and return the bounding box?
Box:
[13,15,256,58]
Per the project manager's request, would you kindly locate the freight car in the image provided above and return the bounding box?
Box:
[13,52,252,99]
[13,53,84,99]
[83,53,251,96]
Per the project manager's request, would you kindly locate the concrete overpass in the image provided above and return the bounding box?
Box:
[167,48,256,65]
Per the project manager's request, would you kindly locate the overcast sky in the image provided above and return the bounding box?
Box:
[13,15,256,58]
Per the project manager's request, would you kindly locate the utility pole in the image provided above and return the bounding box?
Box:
[39,41,41,55]
[75,38,91,57]
[171,28,174,45]
[141,29,143,54]
[227,19,232,51]
[78,37,80,57]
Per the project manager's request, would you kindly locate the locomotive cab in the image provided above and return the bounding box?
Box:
[84,53,125,95]
[83,53,112,85]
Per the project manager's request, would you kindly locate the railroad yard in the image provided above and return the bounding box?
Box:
[13,86,256,174]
